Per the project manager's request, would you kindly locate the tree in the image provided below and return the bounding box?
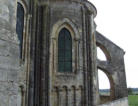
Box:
[128,88,133,95]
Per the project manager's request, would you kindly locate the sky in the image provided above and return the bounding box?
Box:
[89,0,138,89]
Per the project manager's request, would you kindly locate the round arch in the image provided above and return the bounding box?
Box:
[97,67,115,101]
[97,47,107,61]
[96,42,111,62]
[16,0,29,60]
[17,0,28,13]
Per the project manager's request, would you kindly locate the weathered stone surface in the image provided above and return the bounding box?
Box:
[0,0,128,106]
[0,0,18,42]
[96,31,128,101]
[0,0,23,106]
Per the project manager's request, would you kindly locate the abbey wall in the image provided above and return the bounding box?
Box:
[0,0,29,105]
[0,0,19,105]
[0,0,128,106]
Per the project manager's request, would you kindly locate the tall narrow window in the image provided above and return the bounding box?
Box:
[58,28,72,72]
[16,3,24,58]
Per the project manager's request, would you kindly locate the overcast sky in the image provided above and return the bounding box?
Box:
[89,0,138,89]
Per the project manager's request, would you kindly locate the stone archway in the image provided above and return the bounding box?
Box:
[96,42,111,62]
[96,41,115,104]
[96,31,128,101]
[97,68,115,104]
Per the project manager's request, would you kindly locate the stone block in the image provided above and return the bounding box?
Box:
[9,95,18,106]
[0,92,9,106]
[0,70,7,81]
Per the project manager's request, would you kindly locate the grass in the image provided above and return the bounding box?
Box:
[128,95,138,106]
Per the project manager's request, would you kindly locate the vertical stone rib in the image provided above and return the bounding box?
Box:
[89,14,99,105]
[28,0,36,105]
[60,87,65,106]
[32,2,40,106]
[28,3,51,106]
[76,87,81,106]
[68,88,72,106]
[83,12,92,105]
[38,6,45,106]
[35,5,42,106]
[72,86,76,106]
[88,14,94,106]
[60,86,68,106]
[81,6,88,106]
[53,87,59,106]
[80,86,84,106]
[41,5,46,106]
[43,5,51,106]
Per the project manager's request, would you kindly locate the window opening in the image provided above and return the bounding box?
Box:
[16,3,24,58]
[58,28,72,72]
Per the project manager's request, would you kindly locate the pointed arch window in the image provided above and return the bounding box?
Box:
[58,28,72,72]
[16,2,24,58]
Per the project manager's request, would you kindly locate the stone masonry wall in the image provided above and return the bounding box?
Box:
[0,0,22,106]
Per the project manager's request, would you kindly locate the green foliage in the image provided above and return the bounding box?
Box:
[128,95,138,106]
[128,88,133,95]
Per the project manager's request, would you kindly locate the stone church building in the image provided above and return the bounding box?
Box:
[0,0,128,106]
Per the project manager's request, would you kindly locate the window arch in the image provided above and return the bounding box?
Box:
[58,28,72,72]
[96,42,111,61]
[16,2,24,58]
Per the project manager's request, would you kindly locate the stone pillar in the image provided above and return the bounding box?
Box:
[86,12,99,106]
[90,14,100,105]
[76,87,82,106]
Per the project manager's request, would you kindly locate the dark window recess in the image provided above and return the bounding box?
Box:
[58,28,72,72]
[16,3,24,58]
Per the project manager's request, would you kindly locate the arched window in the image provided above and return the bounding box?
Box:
[16,3,24,58]
[58,28,72,72]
